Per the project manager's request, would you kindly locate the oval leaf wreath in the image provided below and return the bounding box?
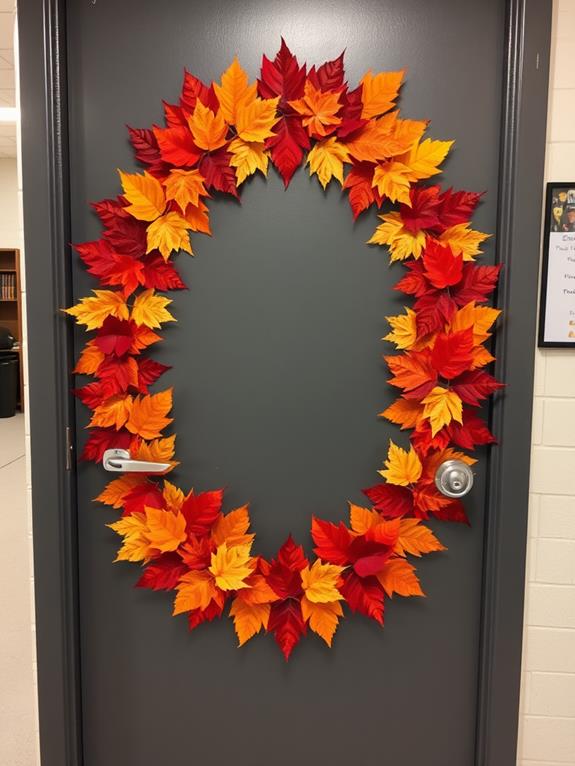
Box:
[67,41,503,660]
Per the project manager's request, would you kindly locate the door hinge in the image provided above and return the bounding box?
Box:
[65,426,74,471]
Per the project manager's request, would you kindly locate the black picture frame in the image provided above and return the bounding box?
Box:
[538,182,575,347]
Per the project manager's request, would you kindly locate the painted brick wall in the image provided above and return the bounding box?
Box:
[517,2,575,764]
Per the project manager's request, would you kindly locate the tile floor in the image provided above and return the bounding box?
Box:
[0,413,38,765]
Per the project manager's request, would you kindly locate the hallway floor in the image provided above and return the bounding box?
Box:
[0,413,38,765]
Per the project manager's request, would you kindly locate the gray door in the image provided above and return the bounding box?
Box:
[67,1,504,764]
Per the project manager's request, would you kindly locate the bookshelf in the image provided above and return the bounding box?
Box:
[0,248,23,410]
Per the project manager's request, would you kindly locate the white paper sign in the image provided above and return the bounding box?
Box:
[542,232,575,343]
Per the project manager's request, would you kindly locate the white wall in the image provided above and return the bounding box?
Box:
[517,2,575,764]
[0,157,20,246]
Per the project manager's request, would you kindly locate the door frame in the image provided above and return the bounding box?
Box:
[18,1,552,763]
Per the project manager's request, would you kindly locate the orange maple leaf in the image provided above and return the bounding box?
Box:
[125,388,173,440]
[188,102,228,152]
[377,557,424,597]
[289,81,342,138]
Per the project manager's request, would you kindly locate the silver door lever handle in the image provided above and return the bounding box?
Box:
[102,448,171,473]
[434,459,474,498]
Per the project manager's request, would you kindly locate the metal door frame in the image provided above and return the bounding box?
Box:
[18,1,552,763]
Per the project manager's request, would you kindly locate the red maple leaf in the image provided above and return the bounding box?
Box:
[179,70,219,113]
[399,186,442,234]
[307,51,345,91]
[181,489,224,536]
[336,84,367,139]
[451,369,504,406]
[135,357,171,392]
[422,241,463,289]
[81,427,132,463]
[122,481,164,515]
[199,148,238,198]
[265,115,310,187]
[343,162,382,219]
[268,599,307,661]
[431,328,475,379]
[140,252,187,291]
[136,552,188,591]
[188,600,225,632]
[362,483,414,517]
[437,187,483,229]
[340,571,384,625]
[154,125,202,168]
[452,263,502,306]
[127,126,170,177]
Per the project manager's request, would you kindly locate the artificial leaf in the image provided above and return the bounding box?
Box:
[164,169,208,213]
[146,211,193,261]
[131,289,176,329]
[379,441,422,486]
[268,599,307,660]
[181,489,224,537]
[118,170,166,221]
[188,101,228,152]
[438,223,490,261]
[360,69,404,119]
[136,553,188,591]
[340,571,384,625]
[144,505,187,553]
[95,474,145,509]
[342,162,382,219]
[228,137,269,185]
[229,598,270,646]
[307,136,350,189]
[265,115,309,187]
[349,503,380,535]
[368,212,427,261]
[311,517,352,566]
[153,125,202,167]
[399,139,453,182]
[422,241,463,288]
[300,560,344,603]
[421,386,463,436]
[384,308,417,350]
[125,388,173,440]
[199,148,239,197]
[394,519,445,557]
[372,161,412,205]
[377,557,424,597]
[431,329,474,379]
[173,570,218,614]
[380,397,423,430]
[74,341,105,375]
[211,505,252,548]
[209,542,253,591]
[213,57,257,125]
[289,80,342,138]
[235,95,280,143]
[301,596,343,647]
[89,394,132,430]
[65,290,129,330]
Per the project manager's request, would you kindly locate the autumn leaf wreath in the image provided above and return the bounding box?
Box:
[66,41,503,660]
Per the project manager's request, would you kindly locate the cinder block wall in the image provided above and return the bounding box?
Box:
[517,2,575,764]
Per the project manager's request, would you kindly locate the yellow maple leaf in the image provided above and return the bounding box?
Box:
[301,596,343,647]
[162,479,184,513]
[379,440,422,486]
[380,398,424,430]
[307,136,350,189]
[144,506,187,553]
[131,289,176,329]
[213,57,257,125]
[108,513,150,562]
[300,560,344,604]
[132,435,177,468]
[209,542,253,591]
[449,301,501,344]
[89,394,133,430]
[229,598,270,646]
[349,503,380,534]
[173,570,218,615]
[394,519,446,558]
[421,385,463,436]
[125,388,173,440]
[384,307,418,349]
[398,138,453,182]
[163,169,208,213]
[438,224,490,261]
[65,290,129,330]
[211,505,253,549]
[377,557,424,597]
[188,101,228,152]
[74,341,105,374]
[95,474,145,509]
[289,81,342,137]
[372,161,412,205]
[146,211,192,262]
[228,137,269,185]
[118,169,165,221]
[368,212,427,261]
[235,96,280,143]
[360,69,405,119]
